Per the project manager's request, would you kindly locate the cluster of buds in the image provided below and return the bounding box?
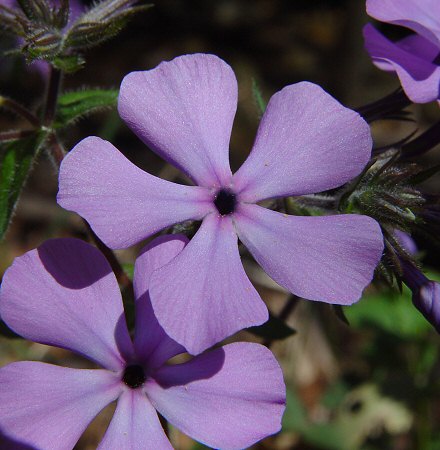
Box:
[0,0,151,72]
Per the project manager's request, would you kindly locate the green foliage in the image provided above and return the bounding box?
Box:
[247,312,296,340]
[344,284,433,339]
[0,132,46,241]
[283,385,412,450]
[55,89,119,127]
[52,54,85,73]
[251,78,266,117]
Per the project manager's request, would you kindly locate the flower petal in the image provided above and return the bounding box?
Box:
[133,235,187,368]
[146,342,285,450]
[58,136,213,249]
[364,24,440,103]
[118,53,236,187]
[233,82,372,202]
[98,390,172,450]
[0,362,121,450]
[149,214,268,355]
[0,238,133,370]
[366,0,440,46]
[234,204,384,305]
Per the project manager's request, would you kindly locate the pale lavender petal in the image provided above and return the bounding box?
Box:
[149,214,268,355]
[146,343,285,450]
[119,53,236,187]
[133,235,187,368]
[0,362,121,450]
[98,390,172,450]
[364,24,440,103]
[366,0,440,46]
[234,204,384,305]
[0,238,134,370]
[57,136,214,249]
[394,229,417,255]
[233,82,372,203]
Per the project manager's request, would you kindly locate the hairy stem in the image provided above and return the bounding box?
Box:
[43,67,62,126]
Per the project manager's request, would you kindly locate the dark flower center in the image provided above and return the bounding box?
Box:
[123,364,146,389]
[214,189,236,215]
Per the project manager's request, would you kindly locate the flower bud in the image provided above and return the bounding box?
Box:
[401,259,440,333]
[413,281,440,333]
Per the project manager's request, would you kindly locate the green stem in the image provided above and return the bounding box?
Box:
[46,132,65,165]
[43,67,62,126]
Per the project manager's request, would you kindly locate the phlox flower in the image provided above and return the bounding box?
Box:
[0,237,285,449]
[57,53,384,354]
[364,0,440,103]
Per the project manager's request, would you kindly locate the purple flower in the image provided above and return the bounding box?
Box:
[364,0,440,103]
[401,258,440,333]
[0,237,285,449]
[57,53,384,354]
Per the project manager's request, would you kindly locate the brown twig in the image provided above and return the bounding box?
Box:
[0,129,36,141]
[0,96,40,127]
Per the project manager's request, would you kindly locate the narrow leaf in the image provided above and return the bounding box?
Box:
[52,53,85,73]
[0,133,45,240]
[55,89,118,126]
[251,78,266,117]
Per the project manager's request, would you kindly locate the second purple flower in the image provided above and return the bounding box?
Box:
[57,53,384,354]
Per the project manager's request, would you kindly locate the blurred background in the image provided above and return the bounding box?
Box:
[1,0,440,449]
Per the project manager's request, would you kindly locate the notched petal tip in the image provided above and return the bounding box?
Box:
[235,205,384,306]
[118,53,237,187]
[57,135,213,249]
[234,81,372,202]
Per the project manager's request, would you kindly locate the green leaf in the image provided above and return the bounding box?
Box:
[251,78,266,117]
[0,133,45,240]
[247,312,296,340]
[52,54,85,73]
[55,89,118,127]
[344,284,433,338]
[282,388,309,433]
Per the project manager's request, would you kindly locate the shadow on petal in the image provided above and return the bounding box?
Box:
[0,428,37,450]
[114,311,136,364]
[37,238,112,289]
[156,348,226,388]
